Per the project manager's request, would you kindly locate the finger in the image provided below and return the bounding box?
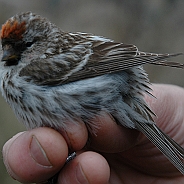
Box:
[58,120,88,151]
[3,127,68,183]
[89,113,140,153]
[117,84,184,176]
[58,151,110,184]
[145,84,184,145]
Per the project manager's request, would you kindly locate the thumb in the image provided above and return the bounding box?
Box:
[3,127,68,183]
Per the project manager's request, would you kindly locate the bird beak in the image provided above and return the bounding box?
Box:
[1,44,19,62]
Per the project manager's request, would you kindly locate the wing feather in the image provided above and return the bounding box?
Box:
[19,40,183,86]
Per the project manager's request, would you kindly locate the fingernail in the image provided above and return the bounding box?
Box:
[30,135,52,168]
[76,163,89,184]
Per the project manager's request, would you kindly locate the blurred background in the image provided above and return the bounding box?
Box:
[0,0,184,183]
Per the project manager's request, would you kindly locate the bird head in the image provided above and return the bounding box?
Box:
[0,12,59,66]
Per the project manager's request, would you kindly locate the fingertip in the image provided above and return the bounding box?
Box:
[77,151,110,184]
[3,127,68,183]
[58,151,110,184]
[59,120,88,151]
[3,132,25,180]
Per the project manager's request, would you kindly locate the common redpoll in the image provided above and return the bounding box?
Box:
[0,12,184,176]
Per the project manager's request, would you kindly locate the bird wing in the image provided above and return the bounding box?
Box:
[19,40,183,86]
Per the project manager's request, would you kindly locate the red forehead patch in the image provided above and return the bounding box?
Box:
[0,20,26,40]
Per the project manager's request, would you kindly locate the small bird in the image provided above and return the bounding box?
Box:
[0,12,184,176]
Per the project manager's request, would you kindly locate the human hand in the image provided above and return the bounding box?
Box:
[2,84,184,183]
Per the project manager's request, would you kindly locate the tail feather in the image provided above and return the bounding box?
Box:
[136,122,184,174]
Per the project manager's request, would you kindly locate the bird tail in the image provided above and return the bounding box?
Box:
[138,52,184,68]
[136,122,184,174]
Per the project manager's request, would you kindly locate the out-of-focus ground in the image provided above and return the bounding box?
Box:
[0,1,184,183]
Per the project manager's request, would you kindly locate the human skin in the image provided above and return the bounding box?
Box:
[2,84,184,183]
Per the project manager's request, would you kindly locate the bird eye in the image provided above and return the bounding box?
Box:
[26,42,33,47]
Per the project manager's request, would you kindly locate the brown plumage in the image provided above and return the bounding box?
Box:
[0,12,184,178]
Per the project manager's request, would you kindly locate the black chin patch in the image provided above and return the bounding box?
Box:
[4,57,19,66]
